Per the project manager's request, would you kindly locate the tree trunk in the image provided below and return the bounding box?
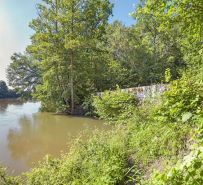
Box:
[71,49,74,114]
[71,2,74,114]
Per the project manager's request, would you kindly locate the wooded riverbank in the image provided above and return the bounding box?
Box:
[1,0,203,184]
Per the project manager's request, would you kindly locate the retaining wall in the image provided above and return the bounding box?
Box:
[96,84,169,101]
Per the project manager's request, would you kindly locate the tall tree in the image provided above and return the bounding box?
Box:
[28,0,113,113]
[61,0,113,113]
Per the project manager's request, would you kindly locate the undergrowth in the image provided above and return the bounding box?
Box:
[127,101,193,165]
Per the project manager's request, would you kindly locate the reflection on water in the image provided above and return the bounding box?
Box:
[0,99,109,176]
[0,99,8,113]
[7,115,46,167]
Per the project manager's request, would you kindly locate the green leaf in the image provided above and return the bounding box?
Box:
[200,170,203,176]
[193,162,202,169]
[190,144,198,149]
[182,112,192,122]
[189,170,196,177]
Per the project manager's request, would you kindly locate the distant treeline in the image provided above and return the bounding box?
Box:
[0,80,22,99]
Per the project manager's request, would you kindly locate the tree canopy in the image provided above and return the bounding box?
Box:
[6,0,189,113]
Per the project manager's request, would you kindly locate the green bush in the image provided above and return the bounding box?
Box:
[0,128,130,185]
[93,85,138,123]
[0,162,23,185]
[155,77,203,123]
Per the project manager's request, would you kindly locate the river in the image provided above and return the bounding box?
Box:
[0,99,109,176]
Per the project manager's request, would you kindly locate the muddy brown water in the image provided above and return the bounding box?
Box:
[0,99,110,176]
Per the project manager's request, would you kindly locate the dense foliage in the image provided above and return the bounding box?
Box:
[93,86,138,123]
[139,0,203,184]
[155,77,203,123]
[6,0,186,113]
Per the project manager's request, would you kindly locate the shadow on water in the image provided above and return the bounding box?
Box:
[0,100,9,113]
[0,99,25,114]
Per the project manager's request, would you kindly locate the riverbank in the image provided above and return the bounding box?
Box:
[2,99,193,184]
[1,82,198,184]
[2,76,203,184]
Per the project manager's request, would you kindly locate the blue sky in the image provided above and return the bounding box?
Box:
[0,0,140,83]
[109,0,138,26]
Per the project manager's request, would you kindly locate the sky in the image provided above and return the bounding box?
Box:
[0,0,140,83]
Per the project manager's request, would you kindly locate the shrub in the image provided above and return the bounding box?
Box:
[0,162,23,185]
[93,85,138,123]
[155,77,203,123]
[145,110,203,184]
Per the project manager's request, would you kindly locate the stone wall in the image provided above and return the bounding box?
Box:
[96,84,169,101]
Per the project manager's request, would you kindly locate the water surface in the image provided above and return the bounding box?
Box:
[0,99,108,176]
